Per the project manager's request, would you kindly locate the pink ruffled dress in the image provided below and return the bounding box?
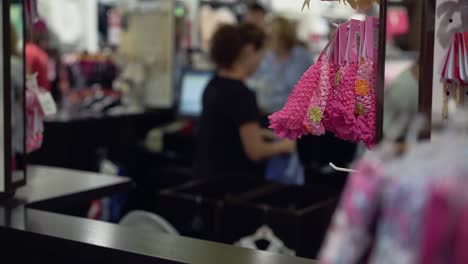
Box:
[353,58,377,148]
[323,61,359,142]
[324,18,377,148]
[268,57,325,139]
[302,58,336,136]
[319,160,385,264]
[269,17,378,149]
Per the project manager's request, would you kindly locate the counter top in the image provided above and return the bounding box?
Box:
[24,209,315,264]
[0,166,316,264]
[17,166,132,204]
[45,109,174,123]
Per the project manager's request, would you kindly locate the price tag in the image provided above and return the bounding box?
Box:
[37,91,57,116]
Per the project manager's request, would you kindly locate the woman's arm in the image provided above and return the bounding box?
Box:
[240,122,295,161]
[261,128,279,141]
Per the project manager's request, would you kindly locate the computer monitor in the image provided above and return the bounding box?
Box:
[178,70,213,117]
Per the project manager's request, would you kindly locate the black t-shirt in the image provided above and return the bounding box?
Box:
[195,75,260,179]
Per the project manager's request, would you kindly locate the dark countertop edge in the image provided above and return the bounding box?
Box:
[0,224,181,264]
[24,209,316,264]
[2,166,317,264]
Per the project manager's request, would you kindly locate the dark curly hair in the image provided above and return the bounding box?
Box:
[210,23,266,69]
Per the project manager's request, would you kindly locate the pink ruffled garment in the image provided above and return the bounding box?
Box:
[453,195,468,264]
[353,58,377,148]
[419,178,468,264]
[323,62,359,142]
[319,160,385,264]
[269,57,324,139]
[302,59,335,135]
[322,63,339,134]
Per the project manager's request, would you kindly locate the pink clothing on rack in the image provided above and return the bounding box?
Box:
[302,59,335,136]
[418,183,451,264]
[419,179,468,264]
[269,17,378,148]
[319,160,384,264]
[353,58,377,148]
[453,200,468,264]
[322,62,339,130]
[323,62,359,142]
[369,177,431,264]
[269,58,324,139]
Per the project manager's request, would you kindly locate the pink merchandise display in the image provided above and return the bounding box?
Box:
[269,16,379,148]
[352,17,379,147]
[268,59,324,140]
[302,53,334,136]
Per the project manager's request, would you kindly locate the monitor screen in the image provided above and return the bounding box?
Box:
[178,71,213,117]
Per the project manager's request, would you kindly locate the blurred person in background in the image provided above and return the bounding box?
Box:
[383,63,419,138]
[26,19,50,91]
[195,24,295,180]
[251,16,314,114]
[244,2,267,28]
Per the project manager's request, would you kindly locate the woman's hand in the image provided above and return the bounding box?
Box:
[260,129,295,154]
[240,122,296,161]
[261,129,279,141]
[277,139,296,154]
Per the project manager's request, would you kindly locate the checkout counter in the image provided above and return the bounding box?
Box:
[0,166,316,264]
[23,70,350,260]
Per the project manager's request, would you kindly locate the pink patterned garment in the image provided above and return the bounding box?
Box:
[268,57,324,139]
[319,160,385,264]
[353,58,377,148]
[269,17,378,148]
[323,62,359,142]
[418,182,452,264]
[419,178,468,264]
[322,62,339,134]
[302,59,335,135]
[453,200,468,264]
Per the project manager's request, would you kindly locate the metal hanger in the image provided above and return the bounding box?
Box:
[329,162,357,173]
[302,0,311,11]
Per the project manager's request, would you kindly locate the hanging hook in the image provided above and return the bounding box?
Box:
[329,162,357,173]
[302,0,311,11]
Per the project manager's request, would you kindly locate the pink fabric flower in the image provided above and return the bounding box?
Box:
[269,58,324,139]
